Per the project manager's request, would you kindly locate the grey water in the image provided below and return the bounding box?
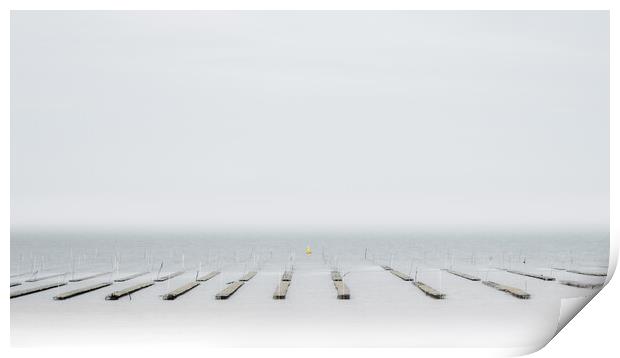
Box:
[10,230,610,275]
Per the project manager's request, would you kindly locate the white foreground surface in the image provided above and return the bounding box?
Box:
[11,253,605,349]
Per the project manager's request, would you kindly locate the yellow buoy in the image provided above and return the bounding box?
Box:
[305,246,312,256]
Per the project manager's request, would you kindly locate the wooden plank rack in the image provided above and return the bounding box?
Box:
[413,281,445,299]
[215,272,257,299]
[215,281,244,300]
[505,269,555,281]
[53,282,113,300]
[69,271,113,282]
[273,281,291,300]
[11,282,67,299]
[154,271,184,282]
[105,281,154,300]
[162,281,201,300]
[281,271,293,282]
[482,280,530,299]
[25,272,69,282]
[389,270,413,281]
[114,271,149,282]
[566,270,607,277]
[330,271,350,299]
[444,269,481,281]
[333,281,350,299]
[559,280,604,289]
[11,272,31,278]
[197,271,220,282]
[273,271,294,299]
[239,271,257,282]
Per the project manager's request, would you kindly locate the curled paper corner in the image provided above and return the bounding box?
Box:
[554,268,616,336]
[534,251,617,353]
[523,289,607,355]
[605,252,618,284]
[555,295,594,334]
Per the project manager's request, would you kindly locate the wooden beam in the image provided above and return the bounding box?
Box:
[413,281,445,299]
[330,271,343,281]
[389,270,413,281]
[566,269,607,277]
[162,281,200,300]
[559,280,604,289]
[69,271,113,282]
[333,281,350,299]
[114,271,149,282]
[273,281,291,299]
[105,281,154,300]
[482,280,530,299]
[239,271,257,282]
[197,271,220,282]
[25,272,69,282]
[444,269,481,281]
[215,281,244,300]
[11,272,31,278]
[154,271,184,282]
[53,282,112,300]
[281,271,293,282]
[505,269,555,281]
[11,282,67,299]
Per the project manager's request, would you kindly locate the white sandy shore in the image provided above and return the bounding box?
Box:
[10,252,606,349]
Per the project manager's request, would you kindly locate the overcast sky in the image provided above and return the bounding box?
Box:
[11,11,609,231]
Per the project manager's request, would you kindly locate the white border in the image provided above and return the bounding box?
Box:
[2,1,616,358]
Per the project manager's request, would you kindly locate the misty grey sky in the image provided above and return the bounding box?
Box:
[11,11,609,230]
